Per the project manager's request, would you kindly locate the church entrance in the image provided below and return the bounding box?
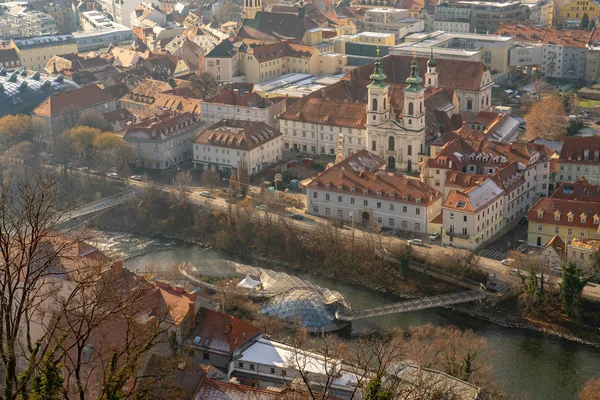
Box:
[362,211,370,225]
[407,160,412,172]
[387,156,395,170]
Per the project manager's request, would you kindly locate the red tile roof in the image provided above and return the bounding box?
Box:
[550,178,600,202]
[123,112,202,141]
[245,40,316,63]
[558,136,600,164]
[194,119,282,151]
[310,150,442,206]
[343,55,489,92]
[545,235,566,256]
[187,308,262,356]
[496,24,591,48]
[32,84,115,117]
[528,197,600,229]
[445,171,487,190]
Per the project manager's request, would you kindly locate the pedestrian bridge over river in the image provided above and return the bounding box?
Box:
[335,289,486,322]
[57,190,139,225]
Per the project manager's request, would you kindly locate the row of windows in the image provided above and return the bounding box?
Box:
[315,206,422,230]
[316,192,422,214]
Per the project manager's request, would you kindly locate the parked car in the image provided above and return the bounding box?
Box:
[289,213,304,220]
[429,232,440,241]
[199,191,211,198]
[107,172,119,180]
[130,175,143,181]
[501,258,515,266]
[519,216,528,225]
[256,205,268,211]
[408,239,424,246]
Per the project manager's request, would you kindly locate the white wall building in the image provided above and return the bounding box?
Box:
[307,150,443,233]
[193,120,283,175]
[96,0,160,27]
[200,90,287,128]
[123,112,201,170]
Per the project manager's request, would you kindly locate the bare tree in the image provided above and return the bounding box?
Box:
[191,72,218,100]
[525,94,567,141]
[0,173,87,399]
[237,159,249,197]
[173,170,192,205]
[77,111,111,132]
[202,169,220,197]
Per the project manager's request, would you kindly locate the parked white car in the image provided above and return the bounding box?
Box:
[408,239,424,246]
[429,232,440,241]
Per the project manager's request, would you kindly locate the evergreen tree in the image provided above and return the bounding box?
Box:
[29,338,65,400]
[560,261,590,316]
[590,18,596,30]
[364,377,392,400]
[580,13,590,30]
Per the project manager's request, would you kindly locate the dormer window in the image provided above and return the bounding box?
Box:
[313,182,318,188]
[595,215,600,225]
[350,187,356,193]
[568,213,573,222]
[581,215,587,224]
[326,184,331,189]
[363,189,368,195]
[377,191,382,198]
[390,194,395,200]
[416,197,421,204]
[403,195,408,201]
[338,185,343,191]
[555,213,561,221]
[538,210,544,218]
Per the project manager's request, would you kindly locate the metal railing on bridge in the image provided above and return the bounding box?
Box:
[335,289,486,322]
[57,189,140,224]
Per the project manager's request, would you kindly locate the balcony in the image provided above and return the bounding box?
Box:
[445,230,469,239]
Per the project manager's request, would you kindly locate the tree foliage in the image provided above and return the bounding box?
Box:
[525,94,567,140]
[560,261,590,316]
[0,114,41,149]
[69,126,102,163]
[93,132,134,176]
[581,12,590,29]
[77,110,111,131]
[580,377,600,400]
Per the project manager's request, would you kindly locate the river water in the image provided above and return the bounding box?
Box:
[93,230,600,400]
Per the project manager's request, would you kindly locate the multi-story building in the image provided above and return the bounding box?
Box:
[32,84,118,150]
[129,2,166,28]
[124,112,201,170]
[119,78,183,113]
[432,4,471,33]
[306,150,443,232]
[422,139,552,203]
[497,24,589,80]
[204,39,242,83]
[200,89,287,127]
[239,41,321,83]
[458,1,530,33]
[75,11,133,52]
[192,120,283,175]
[363,8,424,43]
[6,8,58,37]
[394,30,514,75]
[29,0,78,34]
[567,238,600,275]
[522,0,554,27]
[556,136,600,185]
[279,53,489,160]
[10,34,77,71]
[558,0,600,24]
[528,177,600,246]
[96,0,159,27]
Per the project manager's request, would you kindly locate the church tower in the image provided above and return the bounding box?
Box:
[425,49,438,88]
[403,52,425,132]
[366,46,390,128]
[243,0,261,20]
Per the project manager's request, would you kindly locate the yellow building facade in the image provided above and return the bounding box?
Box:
[558,0,600,23]
[11,36,78,72]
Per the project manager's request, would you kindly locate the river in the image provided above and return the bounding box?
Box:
[93,230,600,400]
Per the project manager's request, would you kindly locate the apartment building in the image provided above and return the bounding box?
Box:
[75,11,133,52]
[556,137,600,185]
[239,41,321,83]
[10,34,77,71]
[32,84,118,150]
[497,24,589,80]
[306,150,443,233]
[522,0,554,27]
[558,0,600,24]
[200,89,287,127]
[432,4,471,33]
[192,120,283,175]
[458,1,530,33]
[363,8,424,43]
[6,7,58,37]
[96,0,159,27]
[119,78,183,113]
[528,178,600,246]
[567,238,600,275]
[422,139,552,203]
[124,112,201,170]
[442,179,505,250]
[204,39,241,83]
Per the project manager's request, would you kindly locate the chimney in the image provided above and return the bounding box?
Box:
[112,260,123,278]
[233,88,240,103]
[188,302,195,328]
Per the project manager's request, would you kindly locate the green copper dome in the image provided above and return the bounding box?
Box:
[368,46,388,88]
[405,52,422,92]
[427,49,437,67]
